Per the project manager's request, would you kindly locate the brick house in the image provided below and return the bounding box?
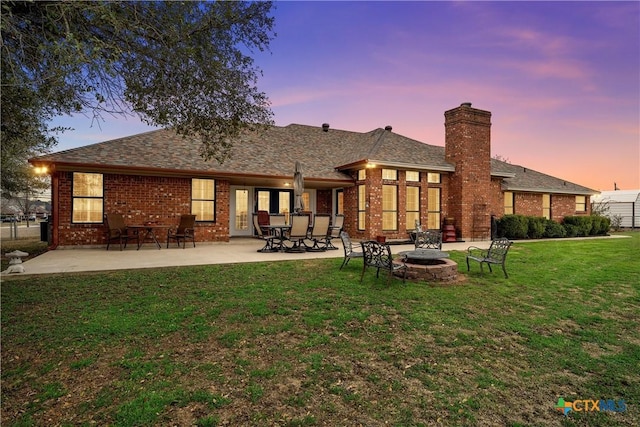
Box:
[30,103,596,248]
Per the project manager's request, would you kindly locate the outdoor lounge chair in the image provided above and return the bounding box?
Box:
[167,214,196,248]
[466,237,512,278]
[414,230,442,250]
[339,231,363,269]
[285,214,310,252]
[105,213,134,251]
[323,214,344,250]
[360,240,407,285]
[253,214,279,252]
[304,214,331,251]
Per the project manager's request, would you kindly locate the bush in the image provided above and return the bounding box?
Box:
[527,217,547,239]
[564,224,580,238]
[590,215,610,235]
[544,220,566,238]
[497,215,529,239]
[562,216,593,236]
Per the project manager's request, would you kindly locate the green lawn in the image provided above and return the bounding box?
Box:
[2,234,639,426]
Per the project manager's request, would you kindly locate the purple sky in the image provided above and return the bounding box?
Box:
[53,1,639,192]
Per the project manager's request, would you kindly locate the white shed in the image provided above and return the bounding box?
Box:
[592,190,640,228]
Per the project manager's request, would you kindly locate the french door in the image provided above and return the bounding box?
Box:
[230,187,252,236]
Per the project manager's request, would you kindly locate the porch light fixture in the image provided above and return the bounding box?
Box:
[33,165,48,175]
[366,162,376,168]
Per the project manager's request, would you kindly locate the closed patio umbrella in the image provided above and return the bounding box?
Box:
[293,161,304,213]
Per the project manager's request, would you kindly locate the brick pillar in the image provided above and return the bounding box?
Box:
[366,167,383,239]
[444,103,492,240]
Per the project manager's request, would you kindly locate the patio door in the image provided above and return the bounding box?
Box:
[230,187,252,237]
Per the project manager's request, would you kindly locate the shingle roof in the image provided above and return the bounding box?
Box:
[33,124,596,194]
[491,159,595,195]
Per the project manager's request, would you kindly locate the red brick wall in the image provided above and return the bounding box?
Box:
[488,178,504,218]
[513,193,543,217]
[493,192,591,221]
[366,168,383,239]
[342,184,358,237]
[444,103,493,240]
[552,194,591,220]
[53,172,229,247]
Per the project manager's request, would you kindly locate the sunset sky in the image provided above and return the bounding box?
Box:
[53,1,639,192]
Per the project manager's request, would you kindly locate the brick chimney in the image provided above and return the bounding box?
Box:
[444,103,492,240]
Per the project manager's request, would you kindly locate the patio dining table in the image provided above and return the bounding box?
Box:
[128,224,171,250]
[265,224,291,252]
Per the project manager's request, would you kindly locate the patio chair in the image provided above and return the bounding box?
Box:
[304,214,331,251]
[299,210,313,228]
[269,214,286,237]
[360,240,407,285]
[466,237,512,278]
[285,214,310,252]
[253,214,279,252]
[105,213,134,251]
[270,214,286,226]
[257,210,270,235]
[167,214,196,248]
[323,214,344,250]
[414,230,442,250]
[339,231,363,270]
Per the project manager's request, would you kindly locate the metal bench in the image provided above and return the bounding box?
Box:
[466,237,512,278]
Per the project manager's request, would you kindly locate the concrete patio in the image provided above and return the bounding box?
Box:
[4,237,491,276]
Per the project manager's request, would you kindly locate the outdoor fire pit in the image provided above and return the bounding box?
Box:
[394,249,458,282]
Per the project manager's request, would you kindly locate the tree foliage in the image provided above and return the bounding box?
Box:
[1,0,275,193]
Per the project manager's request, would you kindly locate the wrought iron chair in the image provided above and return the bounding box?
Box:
[414,230,442,250]
[339,231,363,270]
[360,240,407,284]
[105,213,134,251]
[167,214,196,248]
[466,237,513,278]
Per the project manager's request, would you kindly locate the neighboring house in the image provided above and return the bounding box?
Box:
[30,103,596,248]
[592,190,640,228]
